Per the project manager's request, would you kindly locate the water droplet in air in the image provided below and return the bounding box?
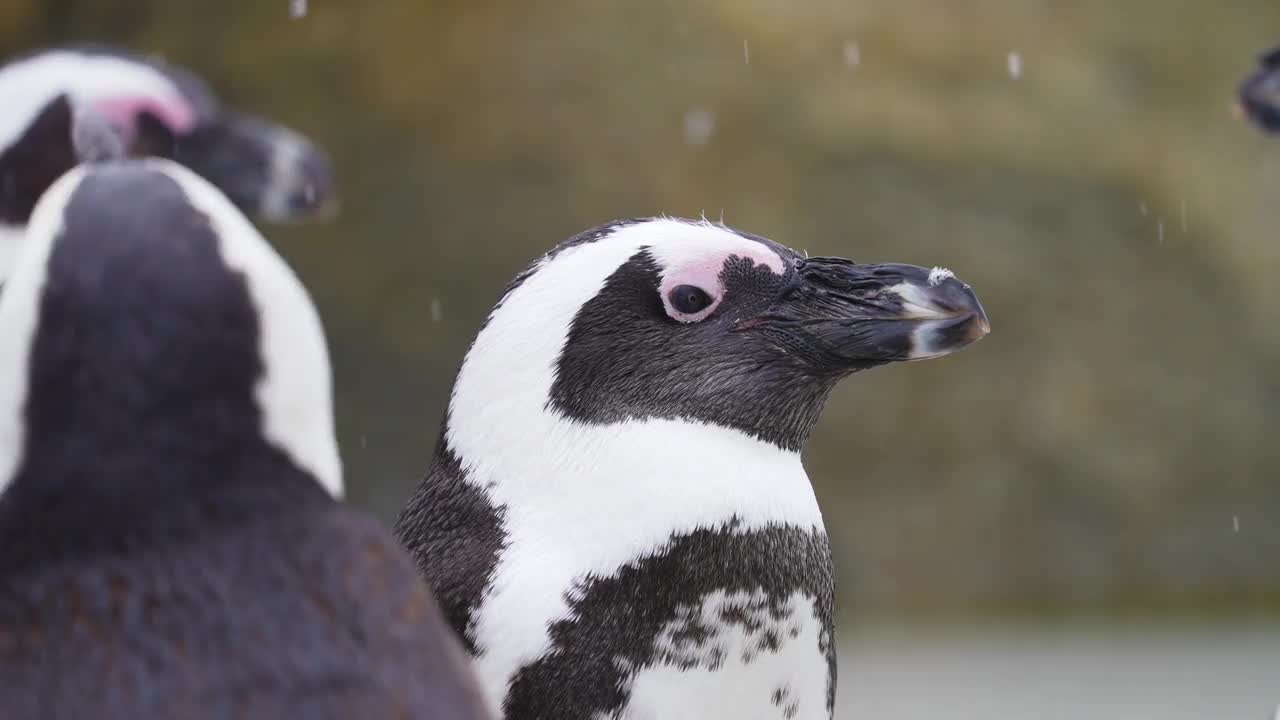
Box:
[743,39,750,64]
[843,42,861,67]
[430,297,442,323]
[1233,515,1240,532]
[683,108,716,146]
[290,0,307,19]
[1007,51,1022,78]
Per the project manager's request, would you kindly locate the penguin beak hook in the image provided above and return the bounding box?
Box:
[877,266,991,360]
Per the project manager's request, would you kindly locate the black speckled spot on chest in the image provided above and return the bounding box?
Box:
[502,523,836,720]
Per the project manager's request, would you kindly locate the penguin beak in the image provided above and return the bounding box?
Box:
[744,258,990,369]
[170,111,339,223]
[1237,65,1280,133]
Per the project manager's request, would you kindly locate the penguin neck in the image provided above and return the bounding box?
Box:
[0,347,333,569]
[0,431,331,573]
[443,388,827,574]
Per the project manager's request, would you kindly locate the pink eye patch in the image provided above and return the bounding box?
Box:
[658,247,785,323]
[87,94,197,139]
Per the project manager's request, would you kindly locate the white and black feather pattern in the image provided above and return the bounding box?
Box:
[399,217,989,718]
[398,218,839,719]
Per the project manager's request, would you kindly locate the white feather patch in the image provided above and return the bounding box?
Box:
[0,168,87,494]
[0,222,25,287]
[161,160,343,497]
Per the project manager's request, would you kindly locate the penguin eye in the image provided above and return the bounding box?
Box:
[668,284,714,315]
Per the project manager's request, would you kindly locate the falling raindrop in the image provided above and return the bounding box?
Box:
[1157,221,1164,245]
[430,297,443,323]
[359,435,367,449]
[1180,199,1187,232]
[843,42,861,67]
[683,108,716,146]
[1007,51,1022,78]
[290,0,307,19]
[743,39,750,64]
[1233,515,1240,532]
[1139,202,1148,216]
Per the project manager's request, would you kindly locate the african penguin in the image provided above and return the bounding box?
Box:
[0,158,488,719]
[395,217,991,719]
[1237,45,1280,133]
[0,44,337,284]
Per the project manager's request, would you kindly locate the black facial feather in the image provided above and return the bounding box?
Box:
[542,232,934,453]
[548,246,841,453]
[0,96,76,225]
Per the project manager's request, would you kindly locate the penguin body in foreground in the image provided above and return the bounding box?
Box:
[0,44,337,283]
[0,159,487,719]
[396,218,990,719]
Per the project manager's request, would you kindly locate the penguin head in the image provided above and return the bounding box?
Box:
[0,157,342,501]
[450,218,989,453]
[0,47,337,232]
[1238,46,1280,133]
[169,110,338,224]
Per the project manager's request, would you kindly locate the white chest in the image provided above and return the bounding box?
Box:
[460,419,826,715]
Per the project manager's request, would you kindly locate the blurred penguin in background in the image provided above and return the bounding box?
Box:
[0,130,488,718]
[0,44,339,285]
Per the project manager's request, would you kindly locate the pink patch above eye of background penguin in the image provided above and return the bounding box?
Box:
[87,93,196,140]
[657,246,786,323]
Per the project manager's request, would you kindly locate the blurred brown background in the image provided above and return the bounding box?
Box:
[5,2,1279,715]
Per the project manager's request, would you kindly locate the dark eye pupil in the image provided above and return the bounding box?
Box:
[669,284,713,314]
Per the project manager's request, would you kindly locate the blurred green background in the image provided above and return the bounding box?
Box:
[6,1,1280,715]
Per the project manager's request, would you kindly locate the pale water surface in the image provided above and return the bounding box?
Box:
[838,623,1280,719]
